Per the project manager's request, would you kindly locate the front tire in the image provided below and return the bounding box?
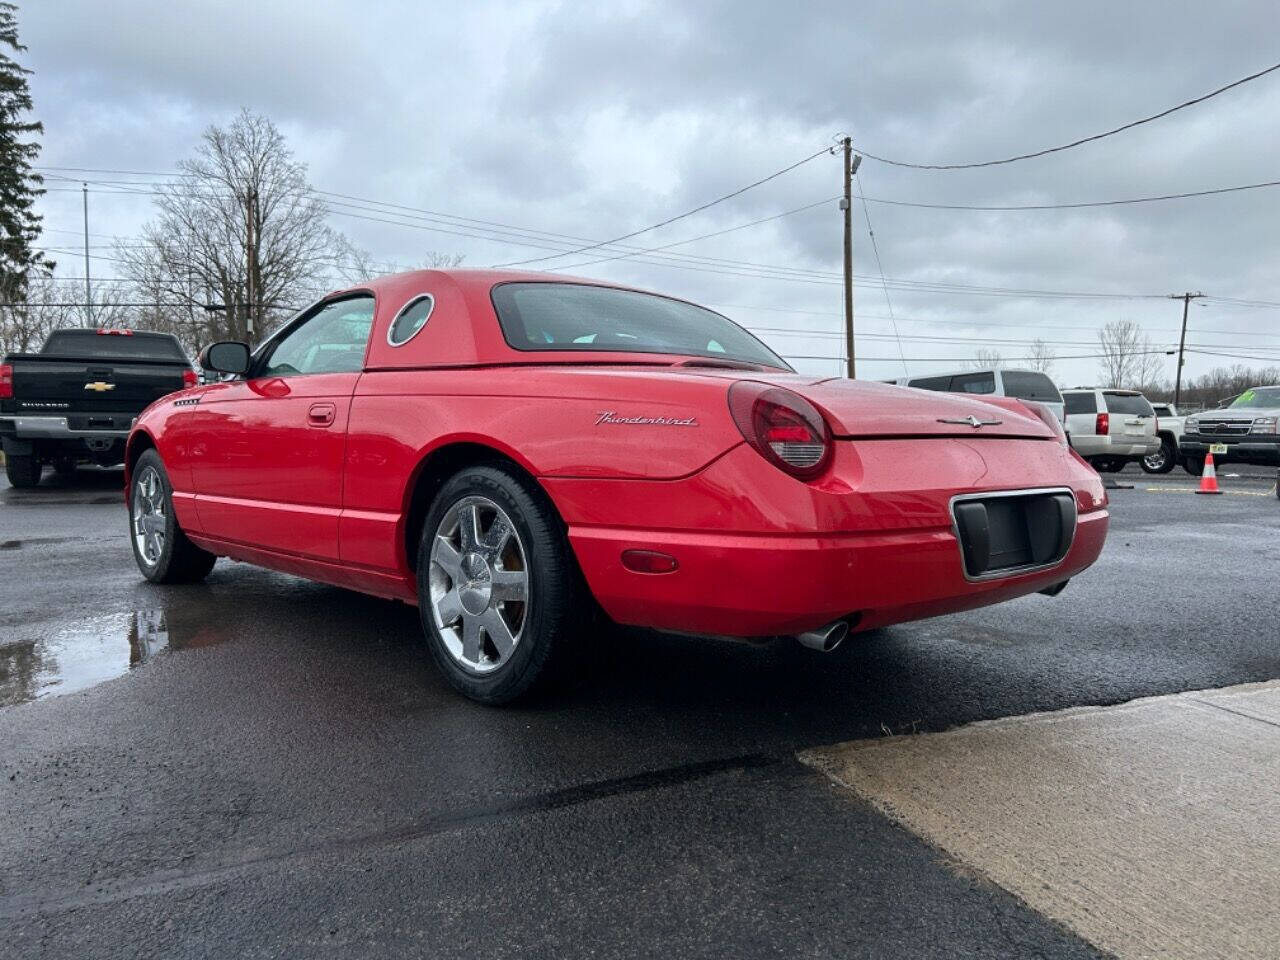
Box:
[130,449,216,584]
[1182,456,1205,477]
[4,453,42,488]
[416,464,586,704]
[1141,438,1176,474]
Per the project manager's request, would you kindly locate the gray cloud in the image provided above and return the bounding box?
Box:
[20,0,1280,382]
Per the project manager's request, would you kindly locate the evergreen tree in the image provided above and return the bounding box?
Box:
[0,1,52,308]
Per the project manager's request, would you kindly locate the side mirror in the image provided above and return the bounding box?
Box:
[198,341,251,376]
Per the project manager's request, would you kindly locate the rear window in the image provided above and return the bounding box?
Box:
[1000,370,1062,403]
[490,282,788,369]
[41,330,187,361]
[1063,392,1097,415]
[907,375,953,391]
[1104,392,1154,416]
[949,371,996,394]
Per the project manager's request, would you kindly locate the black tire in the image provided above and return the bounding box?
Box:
[416,464,587,704]
[129,449,217,584]
[1141,438,1177,474]
[1182,456,1205,477]
[4,454,42,488]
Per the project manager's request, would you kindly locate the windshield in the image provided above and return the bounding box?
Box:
[1228,387,1280,409]
[491,282,789,369]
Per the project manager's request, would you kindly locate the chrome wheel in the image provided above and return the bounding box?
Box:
[132,465,166,567]
[428,495,529,674]
[1143,448,1167,471]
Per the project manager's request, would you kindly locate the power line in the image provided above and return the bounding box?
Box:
[854,170,907,374]
[858,178,1280,211]
[489,147,831,267]
[849,58,1280,170]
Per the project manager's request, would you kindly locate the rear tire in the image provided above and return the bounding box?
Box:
[129,449,217,584]
[1141,438,1176,474]
[1182,456,1205,477]
[4,454,42,488]
[416,464,587,704]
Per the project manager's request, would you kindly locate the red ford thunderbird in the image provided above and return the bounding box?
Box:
[125,270,1108,702]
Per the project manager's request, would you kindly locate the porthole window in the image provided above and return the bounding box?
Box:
[387,295,435,347]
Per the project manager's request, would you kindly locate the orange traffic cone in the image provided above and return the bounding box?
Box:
[1196,451,1222,495]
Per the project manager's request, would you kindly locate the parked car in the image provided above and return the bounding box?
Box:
[1,329,196,488]
[1142,402,1185,474]
[125,270,1108,703]
[1062,388,1159,472]
[1181,386,1280,474]
[885,368,1064,423]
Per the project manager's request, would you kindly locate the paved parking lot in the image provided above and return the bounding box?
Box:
[1,464,1278,958]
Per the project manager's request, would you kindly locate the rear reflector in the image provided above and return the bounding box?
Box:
[621,549,679,574]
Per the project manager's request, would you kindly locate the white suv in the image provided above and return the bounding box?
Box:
[1062,388,1160,472]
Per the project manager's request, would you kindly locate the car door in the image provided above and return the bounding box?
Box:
[189,294,376,560]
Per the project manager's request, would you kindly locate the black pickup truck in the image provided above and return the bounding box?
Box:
[1,329,195,488]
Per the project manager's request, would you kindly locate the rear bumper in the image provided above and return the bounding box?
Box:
[1071,434,1158,458]
[1180,437,1280,465]
[0,415,131,440]
[547,439,1109,638]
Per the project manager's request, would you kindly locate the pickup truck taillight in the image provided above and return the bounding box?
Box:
[1095,412,1109,435]
[0,362,12,399]
[182,369,198,389]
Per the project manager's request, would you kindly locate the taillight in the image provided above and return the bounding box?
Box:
[0,363,12,399]
[96,328,134,336]
[728,381,832,478]
[1095,412,1109,435]
[182,369,198,388]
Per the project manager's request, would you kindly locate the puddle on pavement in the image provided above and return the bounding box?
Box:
[0,609,219,707]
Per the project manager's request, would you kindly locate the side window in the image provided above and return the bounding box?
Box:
[950,372,996,394]
[907,375,953,391]
[258,296,376,378]
[387,295,434,347]
[1063,392,1097,415]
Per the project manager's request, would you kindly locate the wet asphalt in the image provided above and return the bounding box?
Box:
[1,464,1278,958]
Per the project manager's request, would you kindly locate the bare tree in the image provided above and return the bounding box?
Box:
[118,110,348,346]
[1026,338,1055,375]
[1096,319,1154,388]
[967,347,1003,370]
[0,274,134,355]
[336,246,465,284]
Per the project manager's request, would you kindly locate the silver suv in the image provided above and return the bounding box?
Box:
[1062,388,1159,472]
[1181,385,1280,475]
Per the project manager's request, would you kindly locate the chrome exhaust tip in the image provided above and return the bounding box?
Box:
[796,620,849,653]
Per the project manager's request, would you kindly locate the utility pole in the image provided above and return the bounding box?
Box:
[840,138,862,379]
[1168,291,1205,406]
[82,183,92,327]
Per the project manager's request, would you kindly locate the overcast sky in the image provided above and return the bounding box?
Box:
[20,0,1280,385]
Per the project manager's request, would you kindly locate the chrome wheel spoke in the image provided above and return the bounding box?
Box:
[490,569,526,603]
[436,588,464,626]
[433,537,463,579]
[457,504,480,552]
[480,609,515,658]
[482,515,512,555]
[132,466,167,567]
[461,614,482,662]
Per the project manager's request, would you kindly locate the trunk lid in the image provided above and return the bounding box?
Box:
[793,377,1052,439]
